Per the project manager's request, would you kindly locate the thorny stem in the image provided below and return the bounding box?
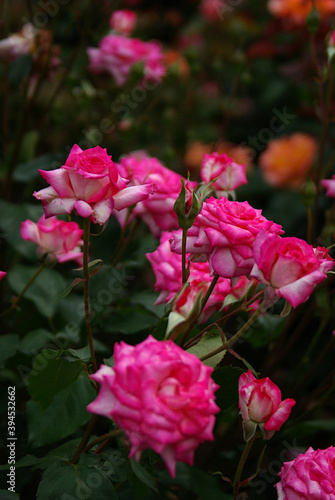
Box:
[83,218,97,372]
[233,434,257,499]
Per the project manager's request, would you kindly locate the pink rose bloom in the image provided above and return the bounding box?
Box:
[87,336,219,477]
[276,446,335,500]
[239,370,295,442]
[21,214,84,265]
[200,152,247,197]
[170,196,283,278]
[110,10,137,36]
[321,174,335,198]
[87,34,165,87]
[0,271,6,281]
[146,232,231,321]
[251,230,334,308]
[33,145,153,225]
[115,154,195,238]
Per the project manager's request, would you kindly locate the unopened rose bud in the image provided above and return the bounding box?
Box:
[174,179,202,230]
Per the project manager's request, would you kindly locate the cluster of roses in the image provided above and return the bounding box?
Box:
[87,10,166,87]
[12,143,335,495]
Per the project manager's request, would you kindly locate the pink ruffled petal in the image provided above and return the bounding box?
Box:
[38,168,74,198]
[20,220,41,246]
[91,198,114,225]
[264,398,296,431]
[113,183,155,211]
[277,270,327,308]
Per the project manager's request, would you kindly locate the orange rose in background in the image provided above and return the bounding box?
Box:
[259,133,317,189]
[267,0,335,23]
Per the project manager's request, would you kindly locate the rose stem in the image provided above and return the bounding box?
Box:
[83,428,123,454]
[181,228,188,284]
[83,218,97,372]
[233,434,256,499]
[70,415,98,464]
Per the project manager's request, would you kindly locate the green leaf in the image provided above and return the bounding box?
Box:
[13,152,65,182]
[211,366,245,411]
[7,265,66,317]
[98,451,130,483]
[0,454,42,471]
[54,277,84,302]
[104,307,157,334]
[66,345,92,363]
[0,334,19,368]
[77,450,130,483]
[18,329,51,355]
[75,258,103,275]
[151,314,169,341]
[130,459,158,493]
[26,373,96,447]
[36,462,119,500]
[187,332,226,368]
[0,438,84,472]
[27,350,84,410]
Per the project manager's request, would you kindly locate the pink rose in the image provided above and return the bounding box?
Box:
[0,271,6,281]
[200,152,247,196]
[21,214,84,265]
[276,446,335,500]
[87,336,219,477]
[116,154,195,237]
[251,230,334,308]
[238,370,295,442]
[321,174,335,198]
[110,10,137,35]
[146,232,231,321]
[87,34,165,86]
[33,145,153,225]
[170,196,283,278]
